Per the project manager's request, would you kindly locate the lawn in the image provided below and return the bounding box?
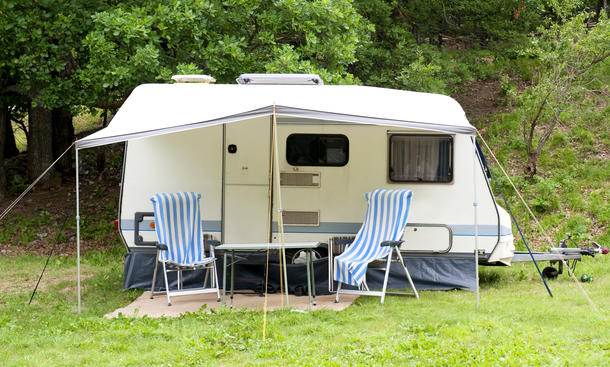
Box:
[0,247,608,366]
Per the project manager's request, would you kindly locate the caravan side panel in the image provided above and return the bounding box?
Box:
[119,126,223,249]
[272,121,505,256]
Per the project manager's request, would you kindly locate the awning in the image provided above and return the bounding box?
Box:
[76,83,475,149]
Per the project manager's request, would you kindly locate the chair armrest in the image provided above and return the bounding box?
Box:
[205,239,221,247]
[381,240,404,247]
[157,243,168,251]
[205,239,220,258]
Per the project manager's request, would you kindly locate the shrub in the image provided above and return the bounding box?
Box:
[529,177,560,214]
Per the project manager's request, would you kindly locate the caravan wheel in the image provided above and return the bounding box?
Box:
[542,266,559,279]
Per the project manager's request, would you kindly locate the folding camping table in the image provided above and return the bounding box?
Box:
[216,242,321,310]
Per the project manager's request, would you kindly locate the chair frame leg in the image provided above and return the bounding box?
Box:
[335,282,342,303]
[203,267,210,288]
[333,248,418,304]
[213,261,221,302]
[361,275,370,291]
[380,251,393,304]
[395,247,419,299]
[151,250,160,299]
[162,262,171,306]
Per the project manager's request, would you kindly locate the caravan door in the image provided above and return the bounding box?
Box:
[223,117,271,243]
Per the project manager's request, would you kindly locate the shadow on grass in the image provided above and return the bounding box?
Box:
[479,264,531,288]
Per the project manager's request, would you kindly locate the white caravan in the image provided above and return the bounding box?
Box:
[76,74,515,291]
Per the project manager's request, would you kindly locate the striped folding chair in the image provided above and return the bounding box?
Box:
[334,189,419,303]
[150,192,220,306]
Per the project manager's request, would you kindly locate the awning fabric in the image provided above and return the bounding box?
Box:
[76,83,475,149]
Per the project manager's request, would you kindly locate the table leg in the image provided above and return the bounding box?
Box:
[311,250,316,306]
[280,247,290,308]
[281,247,290,308]
[306,250,312,310]
[222,252,227,306]
[230,250,235,308]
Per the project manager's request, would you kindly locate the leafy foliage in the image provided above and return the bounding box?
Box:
[399,0,547,45]
[0,0,110,108]
[351,0,552,94]
[81,0,370,107]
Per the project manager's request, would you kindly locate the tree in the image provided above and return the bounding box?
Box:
[81,0,370,109]
[0,1,110,185]
[1,0,367,192]
[0,103,20,198]
[400,0,546,46]
[4,107,20,158]
[350,0,550,94]
[0,106,8,198]
[518,13,609,175]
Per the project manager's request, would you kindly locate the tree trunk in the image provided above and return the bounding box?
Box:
[525,152,538,177]
[4,109,19,158]
[52,107,74,178]
[27,105,55,186]
[0,106,7,199]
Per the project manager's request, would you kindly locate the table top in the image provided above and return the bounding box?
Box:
[216,242,321,251]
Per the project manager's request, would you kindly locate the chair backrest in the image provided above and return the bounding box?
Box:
[150,192,204,264]
[343,189,413,261]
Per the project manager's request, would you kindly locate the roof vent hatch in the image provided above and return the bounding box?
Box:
[171,75,216,83]
[236,73,323,85]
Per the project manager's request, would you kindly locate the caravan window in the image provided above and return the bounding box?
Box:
[389,135,453,182]
[286,134,349,166]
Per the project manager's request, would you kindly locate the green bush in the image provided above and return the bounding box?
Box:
[9,175,29,195]
[559,215,593,243]
[529,177,560,214]
[81,202,118,242]
[499,74,517,106]
[587,189,610,227]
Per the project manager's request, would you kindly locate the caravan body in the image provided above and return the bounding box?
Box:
[78,78,514,290]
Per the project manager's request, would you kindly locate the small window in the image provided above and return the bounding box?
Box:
[389,135,453,182]
[286,134,349,166]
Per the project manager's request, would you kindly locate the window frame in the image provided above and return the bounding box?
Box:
[286,133,350,167]
[387,133,454,184]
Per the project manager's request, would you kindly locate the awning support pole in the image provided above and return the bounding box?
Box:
[472,137,480,309]
[76,148,81,313]
[272,105,289,308]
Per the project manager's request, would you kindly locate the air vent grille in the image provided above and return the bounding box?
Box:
[282,211,320,226]
[280,172,320,187]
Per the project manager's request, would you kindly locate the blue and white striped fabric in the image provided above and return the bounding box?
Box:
[334,189,413,287]
[151,192,212,266]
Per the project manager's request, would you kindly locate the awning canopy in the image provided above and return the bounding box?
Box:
[76,83,475,149]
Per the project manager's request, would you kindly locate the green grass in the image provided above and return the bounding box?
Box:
[0,248,608,366]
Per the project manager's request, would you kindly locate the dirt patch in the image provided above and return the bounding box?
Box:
[0,239,120,257]
[453,79,504,125]
[454,77,530,127]
[0,264,95,295]
[106,291,359,318]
